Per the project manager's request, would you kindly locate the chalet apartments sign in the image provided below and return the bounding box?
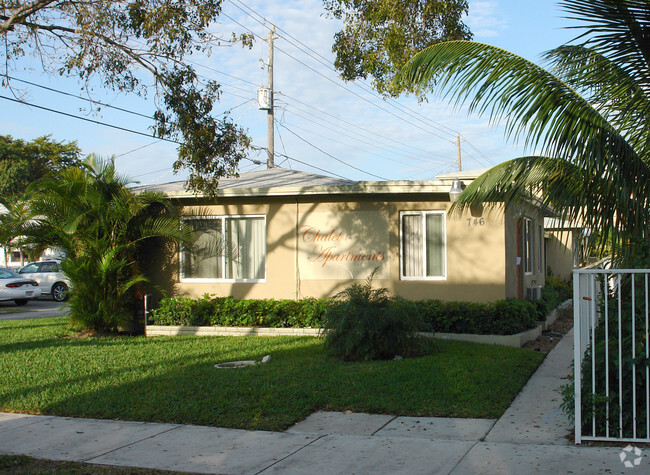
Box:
[297,210,389,280]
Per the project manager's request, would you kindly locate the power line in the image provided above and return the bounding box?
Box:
[114,140,163,158]
[278,92,451,161]
[279,100,452,166]
[228,0,462,138]
[6,75,153,119]
[277,115,437,172]
[220,9,456,143]
[0,94,181,144]
[227,0,495,168]
[277,123,388,180]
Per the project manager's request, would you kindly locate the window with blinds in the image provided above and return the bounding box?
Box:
[181,216,266,281]
[400,211,446,279]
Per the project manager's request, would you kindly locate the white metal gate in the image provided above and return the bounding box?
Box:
[573,265,650,444]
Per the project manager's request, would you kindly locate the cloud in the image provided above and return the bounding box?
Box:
[466,1,508,39]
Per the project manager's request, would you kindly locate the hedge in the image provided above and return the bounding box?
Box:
[150,290,561,335]
[150,295,329,328]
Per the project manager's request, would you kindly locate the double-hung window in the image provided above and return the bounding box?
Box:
[400,211,446,280]
[181,216,266,281]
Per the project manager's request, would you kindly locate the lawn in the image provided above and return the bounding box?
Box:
[0,317,545,431]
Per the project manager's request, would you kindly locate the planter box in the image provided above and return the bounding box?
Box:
[146,325,539,347]
[422,325,542,348]
[146,300,570,347]
[537,299,572,331]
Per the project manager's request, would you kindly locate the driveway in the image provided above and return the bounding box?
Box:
[0,298,68,320]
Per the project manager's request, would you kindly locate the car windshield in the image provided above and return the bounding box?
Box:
[0,268,21,279]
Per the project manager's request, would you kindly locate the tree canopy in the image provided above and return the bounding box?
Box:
[400,0,650,263]
[324,0,471,95]
[1,1,251,196]
[0,134,82,203]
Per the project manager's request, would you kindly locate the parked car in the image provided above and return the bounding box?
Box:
[18,260,70,302]
[0,268,41,305]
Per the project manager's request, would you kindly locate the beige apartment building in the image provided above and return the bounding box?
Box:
[146,167,551,303]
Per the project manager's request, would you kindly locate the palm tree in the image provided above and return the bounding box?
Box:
[400,0,650,264]
[19,155,192,333]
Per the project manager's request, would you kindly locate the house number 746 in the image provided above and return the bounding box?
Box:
[467,218,485,227]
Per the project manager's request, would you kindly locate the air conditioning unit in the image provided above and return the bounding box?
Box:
[526,285,542,300]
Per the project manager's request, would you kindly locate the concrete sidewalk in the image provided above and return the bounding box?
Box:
[0,329,644,474]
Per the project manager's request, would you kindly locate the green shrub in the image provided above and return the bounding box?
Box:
[151,295,329,328]
[322,277,425,361]
[150,297,205,326]
[545,276,572,301]
[416,299,538,335]
[151,290,555,337]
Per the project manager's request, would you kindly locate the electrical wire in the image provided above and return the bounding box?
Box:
[277,123,388,180]
[227,0,495,166]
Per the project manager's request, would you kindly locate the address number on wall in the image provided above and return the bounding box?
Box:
[467,218,485,227]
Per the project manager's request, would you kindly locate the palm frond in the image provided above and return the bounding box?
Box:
[560,0,650,85]
[544,44,650,153]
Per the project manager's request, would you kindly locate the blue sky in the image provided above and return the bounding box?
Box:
[0,0,576,186]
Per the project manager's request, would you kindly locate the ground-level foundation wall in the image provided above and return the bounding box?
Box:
[174,194,508,303]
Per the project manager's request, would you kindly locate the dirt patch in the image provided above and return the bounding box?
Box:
[523,304,573,354]
[0,454,177,474]
[66,329,111,339]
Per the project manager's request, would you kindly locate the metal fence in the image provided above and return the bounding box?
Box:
[573,263,650,444]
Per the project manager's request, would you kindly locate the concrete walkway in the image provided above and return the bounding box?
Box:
[0,329,645,474]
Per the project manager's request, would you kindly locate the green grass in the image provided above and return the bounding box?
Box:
[0,317,545,431]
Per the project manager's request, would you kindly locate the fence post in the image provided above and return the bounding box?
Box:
[573,269,582,444]
[144,294,151,333]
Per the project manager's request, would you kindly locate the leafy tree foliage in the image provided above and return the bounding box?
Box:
[401,0,650,263]
[1,1,251,196]
[0,134,82,203]
[324,0,471,95]
[17,155,192,332]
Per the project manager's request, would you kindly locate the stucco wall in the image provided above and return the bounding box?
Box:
[173,194,509,303]
[546,230,576,281]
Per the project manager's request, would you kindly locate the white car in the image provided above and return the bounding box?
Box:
[0,268,42,305]
[18,260,70,302]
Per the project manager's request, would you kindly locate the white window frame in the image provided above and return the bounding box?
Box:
[399,210,447,281]
[537,224,544,275]
[523,218,533,275]
[180,215,267,283]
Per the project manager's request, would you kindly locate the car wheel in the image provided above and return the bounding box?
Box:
[14,299,28,306]
[52,282,69,302]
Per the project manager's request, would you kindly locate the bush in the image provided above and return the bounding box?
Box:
[151,287,564,337]
[321,276,425,361]
[545,276,572,302]
[416,299,538,335]
[150,295,329,328]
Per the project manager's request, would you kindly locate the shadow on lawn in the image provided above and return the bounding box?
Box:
[1,336,331,431]
[1,333,543,431]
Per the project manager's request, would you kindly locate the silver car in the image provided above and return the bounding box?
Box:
[0,268,42,305]
[18,260,70,302]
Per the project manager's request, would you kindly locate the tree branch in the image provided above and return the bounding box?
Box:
[0,0,59,33]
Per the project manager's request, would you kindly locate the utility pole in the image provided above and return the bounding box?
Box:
[456,134,462,172]
[266,26,277,169]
